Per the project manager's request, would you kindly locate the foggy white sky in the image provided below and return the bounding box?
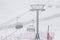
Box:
[0,0,59,24]
[0,0,60,40]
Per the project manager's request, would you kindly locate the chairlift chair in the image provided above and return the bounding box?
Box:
[15,22,23,29]
[27,25,35,32]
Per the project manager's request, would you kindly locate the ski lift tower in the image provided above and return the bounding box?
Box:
[30,4,45,40]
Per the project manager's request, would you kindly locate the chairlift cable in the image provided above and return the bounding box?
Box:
[0,10,30,26]
[2,30,19,40]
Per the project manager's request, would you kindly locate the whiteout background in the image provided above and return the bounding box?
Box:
[0,0,60,40]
